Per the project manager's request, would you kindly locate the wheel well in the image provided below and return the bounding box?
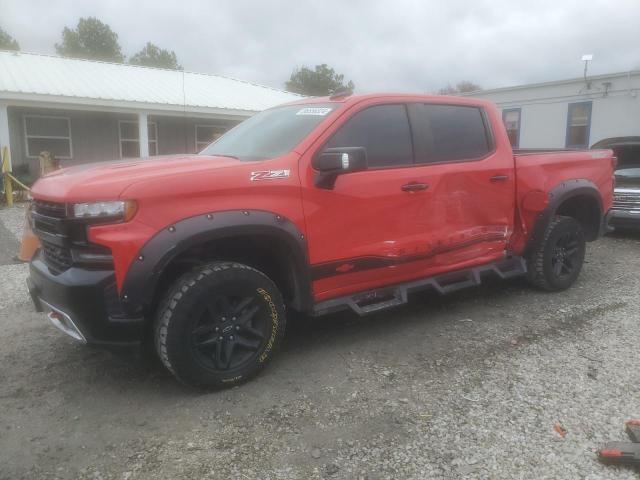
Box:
[152,234,308,314]
[555,194,601,241]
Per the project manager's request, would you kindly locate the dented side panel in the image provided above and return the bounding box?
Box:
[511,149,615,252]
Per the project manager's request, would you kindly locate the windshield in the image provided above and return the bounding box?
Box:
[199,103,339,161]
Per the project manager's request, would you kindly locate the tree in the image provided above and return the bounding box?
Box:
[55,17,124,62]
[129,42,182,70]
[0,27,20,51]
[438,81,481,95]
[286,64,355,96]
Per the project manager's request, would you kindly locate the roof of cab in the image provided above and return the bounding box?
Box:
[282,92,495,109]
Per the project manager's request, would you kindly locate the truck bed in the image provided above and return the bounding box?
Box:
[513,148,590,155]
[511,148,615,251]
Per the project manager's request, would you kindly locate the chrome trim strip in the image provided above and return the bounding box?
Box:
[614,187,640,194]
[610,209,640,218]
[40,299,87,343]
[613,187,640,214]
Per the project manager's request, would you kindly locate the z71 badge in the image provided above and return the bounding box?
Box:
[250,169,291,181]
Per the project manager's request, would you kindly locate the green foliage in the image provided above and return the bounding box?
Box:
[438,81,481,95]
[286,64,355,96]
[0,27,20,51]
[129,42,182,70]
[55,17,124,62]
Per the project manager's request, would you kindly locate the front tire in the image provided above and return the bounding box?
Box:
[526,215,586,291]
[154,262,286,389]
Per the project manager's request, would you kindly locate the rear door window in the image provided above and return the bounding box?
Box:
[325,104,413,168]
[410,104,491,163]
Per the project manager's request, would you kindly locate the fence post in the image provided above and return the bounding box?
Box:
[39,151,58,176]
[2,146,13,207]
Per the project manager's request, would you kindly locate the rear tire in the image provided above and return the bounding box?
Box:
[526,215,586,291]
[154,262,286,389]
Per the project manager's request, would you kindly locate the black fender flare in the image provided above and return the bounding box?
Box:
[120,210,313,316]
[525,179,603,253]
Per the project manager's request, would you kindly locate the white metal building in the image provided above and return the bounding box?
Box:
[466,70,640,150]
[0,51,301,177]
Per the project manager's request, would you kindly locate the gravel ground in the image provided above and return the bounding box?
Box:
[0,204,639,480]
[0,202,26,239]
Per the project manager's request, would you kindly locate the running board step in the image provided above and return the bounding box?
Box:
[312,256,527,317]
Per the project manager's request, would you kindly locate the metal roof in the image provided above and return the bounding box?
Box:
[464,70,640,96]
[0,50,302,115]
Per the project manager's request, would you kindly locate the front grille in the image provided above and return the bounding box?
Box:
[613,188,640,213]
[615,176,640,188]
[32,199,114,274]
[34,200,68,218]
[41,241,73,273]
[32,213,61,236]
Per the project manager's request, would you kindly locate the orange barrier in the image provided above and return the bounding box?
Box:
[14,151,59,262]
[17,204,40,262]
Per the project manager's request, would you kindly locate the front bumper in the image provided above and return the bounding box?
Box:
[38,298,87,343]
[608,209,640,230]
[609,187,640,230]
[602,210,616,235]
[28,251,145,347]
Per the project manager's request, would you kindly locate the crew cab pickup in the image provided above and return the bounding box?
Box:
[27,93,615,388]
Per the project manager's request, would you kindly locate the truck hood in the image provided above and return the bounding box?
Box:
[30,154,242,202]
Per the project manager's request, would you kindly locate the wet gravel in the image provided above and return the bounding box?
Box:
[0,204,639,479]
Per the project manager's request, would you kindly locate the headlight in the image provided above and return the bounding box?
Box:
[72,200,137,221]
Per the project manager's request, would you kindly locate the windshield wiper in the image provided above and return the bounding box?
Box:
[208,153,239,160]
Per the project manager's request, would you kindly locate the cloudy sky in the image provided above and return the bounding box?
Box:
[3,0,640,93]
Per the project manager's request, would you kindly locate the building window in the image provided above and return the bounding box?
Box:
[565,102,592,148]
[195,125,228,152]
[24,115,72,158]
[119,120,158,158]
[502,108,521,148]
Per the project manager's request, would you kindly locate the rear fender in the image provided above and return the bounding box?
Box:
[525,179,603,252]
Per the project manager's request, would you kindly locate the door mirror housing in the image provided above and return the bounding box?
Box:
[312,147,367,189]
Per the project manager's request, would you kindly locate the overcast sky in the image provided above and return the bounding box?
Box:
[3,0,640,93]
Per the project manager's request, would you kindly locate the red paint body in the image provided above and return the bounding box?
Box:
[30,94,614,306]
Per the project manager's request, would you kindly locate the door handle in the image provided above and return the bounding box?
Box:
[401,182,429,192]
[489,175,509,183]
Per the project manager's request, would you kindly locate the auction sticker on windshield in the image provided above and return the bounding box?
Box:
[296,107,332,116]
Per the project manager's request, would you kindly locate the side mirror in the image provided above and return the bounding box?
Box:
[312,147,367,189]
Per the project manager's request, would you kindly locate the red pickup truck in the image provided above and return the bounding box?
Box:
[27,93,615,388]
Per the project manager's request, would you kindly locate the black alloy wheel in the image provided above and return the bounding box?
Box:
[155,262,286,389]
[526,215,586,291]
[189,293,268,372]
[550,231,581,280]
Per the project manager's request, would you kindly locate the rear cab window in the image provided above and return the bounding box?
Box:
[408,103,493,164]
